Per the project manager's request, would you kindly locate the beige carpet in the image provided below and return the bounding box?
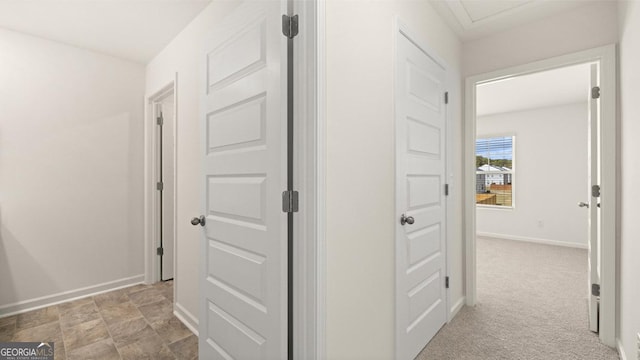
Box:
[416,237,619,360]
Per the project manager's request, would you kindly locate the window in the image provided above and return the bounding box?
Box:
[476,136,514,207]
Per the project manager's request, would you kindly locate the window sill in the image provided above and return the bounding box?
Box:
[476,205,515,211]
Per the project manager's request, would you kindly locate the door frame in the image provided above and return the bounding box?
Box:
[463,44,617,346]
[313,1,326,358]
[290,2,328,356]
[292,0,323,358]
[144,75,178,290]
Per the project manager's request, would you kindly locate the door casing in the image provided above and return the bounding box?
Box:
[588,62,599,333]
[144,77,178,291]
[156,91,176,281]
[293,1,323,359]
[463,44,618,347]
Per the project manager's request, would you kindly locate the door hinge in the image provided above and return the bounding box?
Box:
[591,283,600,297]
[156,115,163,126]
[282,14,299,39]
[445,276,450,289]
[445,184,450,196]
[282,190,299,213]
[157,247,164,256]
[156,182,164,191]
[592,184,601,198]
[444,91,449,104]
[592,86,601,99]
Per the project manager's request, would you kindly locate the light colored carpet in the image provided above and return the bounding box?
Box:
[416,237,619,360]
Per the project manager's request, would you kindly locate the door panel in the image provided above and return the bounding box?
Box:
[199,2,287,359]
[396,31,447,360]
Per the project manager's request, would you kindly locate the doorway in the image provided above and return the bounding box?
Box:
[473,61,601,353]
[464,45,617,347]
[145,81,177,285]
[154,91,176,281]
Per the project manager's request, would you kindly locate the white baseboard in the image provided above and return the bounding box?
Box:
[618,339,628,360]
[477,232,588,249]
[449,296,465,321]
[0,274,145,317]
[174,302,199,337]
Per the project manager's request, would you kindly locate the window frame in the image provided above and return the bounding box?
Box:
[475,134,516,209]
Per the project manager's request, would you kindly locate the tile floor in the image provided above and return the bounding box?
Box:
[0,281,198,360]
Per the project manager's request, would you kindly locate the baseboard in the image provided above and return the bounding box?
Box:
[0,274,145,317]
[618,339,629,360]
[174,302,199,337]
[477,232,588,249]
[449,296,465,321]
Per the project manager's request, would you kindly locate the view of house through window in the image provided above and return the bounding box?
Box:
[476,136,514,207]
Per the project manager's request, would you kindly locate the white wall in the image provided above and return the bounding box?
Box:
[144,0,241,331]
[463,1,619,76]
[476,103,588,248]
[0,28,145,314]
[324,1,462,358]
[617,1,640,358]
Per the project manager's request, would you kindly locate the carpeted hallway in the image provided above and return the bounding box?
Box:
[416,237,619,360]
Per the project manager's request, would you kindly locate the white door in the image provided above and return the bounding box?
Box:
[159,96,175,281]
[395,30,448,360]
[587,63,600,332]
[198,1,287,359]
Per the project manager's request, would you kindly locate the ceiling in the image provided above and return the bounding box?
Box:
[0,0,609,63]
[0,0,211,64]
[429,0,605,41]
[476,63,591,116]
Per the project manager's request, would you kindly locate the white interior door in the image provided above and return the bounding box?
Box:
[587,63,600,333]
[395,30,448,360]
[160,95,175,281]
[198,1,287,359]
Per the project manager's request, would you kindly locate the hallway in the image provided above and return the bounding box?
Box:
[416,237,618,360]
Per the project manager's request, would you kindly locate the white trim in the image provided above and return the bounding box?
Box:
[464,44,617,347]
[293,1,320,359]
[314,1,326,359]
[144,76,178,286]
[477,232,588,249]
[0,275,144,317]
[174,302,199,337]
[449,296,465,319]
[171,76,179,301]
[617,339,628,360]
[596,44,617,347]
[476,205,515,211]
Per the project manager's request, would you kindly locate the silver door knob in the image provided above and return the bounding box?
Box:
[578,202,589,208]
[400,214,414,225]
[191,215,206,226]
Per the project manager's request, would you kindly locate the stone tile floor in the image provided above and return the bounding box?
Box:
[0,281,198,360]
